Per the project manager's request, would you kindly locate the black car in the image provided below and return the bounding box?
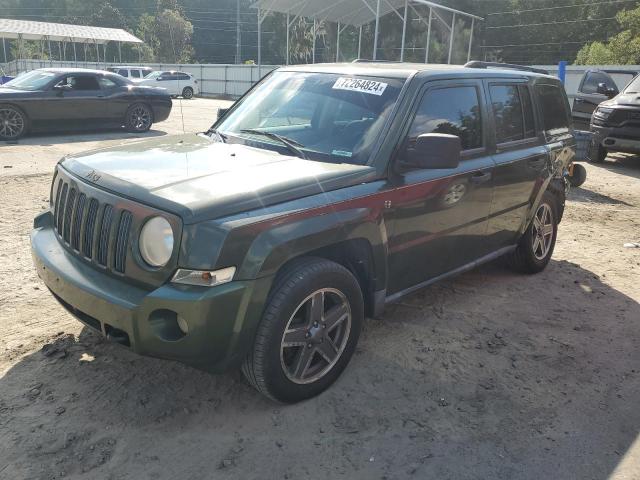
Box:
[587,73,640,163]
[0,68,172,140]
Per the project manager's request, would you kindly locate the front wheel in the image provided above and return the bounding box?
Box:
[590,144,607,163]
[508,191,558,274]
[242,258,363,403]
[124,103,153,132]
[0,104,28,140]
[181,87,194,99]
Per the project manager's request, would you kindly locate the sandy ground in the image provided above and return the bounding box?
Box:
[1,98,639,480]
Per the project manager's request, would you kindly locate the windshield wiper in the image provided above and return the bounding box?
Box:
[240,129,307,159]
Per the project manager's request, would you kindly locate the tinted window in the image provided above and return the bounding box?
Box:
[581,71,617,94]
[98,77,117,89]
[131,70,141,78]
[407,86,482,151]
[58,76,100,91]
[177,73,191,81]
[490,84,537,144]
[536,84,571,133]
[117,69,128,77]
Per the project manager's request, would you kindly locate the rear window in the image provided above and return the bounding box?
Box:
[131,70,141,78]
[581,71,617,94]
[535,84,571,134]
[490,84,537,144]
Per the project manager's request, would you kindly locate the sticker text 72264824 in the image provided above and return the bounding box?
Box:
[332,77,388,96]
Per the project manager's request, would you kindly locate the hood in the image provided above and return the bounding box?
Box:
[605,93,640,107]
[61,134,376,224]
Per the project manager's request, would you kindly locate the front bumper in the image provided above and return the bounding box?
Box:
[31,211,271,371]
[591,124,640,154]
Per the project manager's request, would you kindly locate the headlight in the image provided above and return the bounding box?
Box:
[139,216,174,267]
[593,107,614,120]
[171,266,236,287]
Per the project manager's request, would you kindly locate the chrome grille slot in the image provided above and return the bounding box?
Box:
[63,188,76,243]
[114,211,132,273]
[53,178,63,228]
[83,199,99,258]
[56,183,68,234]
[96,205,113,266]
[71,193,86,251]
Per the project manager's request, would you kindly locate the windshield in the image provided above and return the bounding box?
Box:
[146,71,161,79]
[623,75,640,93]
[2,70,57,90]
[217,71,404,165]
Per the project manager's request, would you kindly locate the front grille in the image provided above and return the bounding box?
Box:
[52,176,131,275]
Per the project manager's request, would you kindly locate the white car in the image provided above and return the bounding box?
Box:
[107,66,154,80]
[135,71,199,99]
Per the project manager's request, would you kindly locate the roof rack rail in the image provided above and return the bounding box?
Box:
[352,59,403,64]
[464,61,549,75]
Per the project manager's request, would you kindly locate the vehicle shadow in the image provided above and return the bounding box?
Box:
[599,152,640,180]
[1,259,638,479]
[568,185,634,206]
[2,128,167,147]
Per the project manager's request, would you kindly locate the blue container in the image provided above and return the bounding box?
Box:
[574,129,592,162]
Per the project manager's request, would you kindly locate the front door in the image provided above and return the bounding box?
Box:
[572,70,617,130]
[41,74,108,126]
[385,81,494,296]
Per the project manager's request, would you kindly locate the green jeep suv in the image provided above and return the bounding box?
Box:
[31,61,575,402]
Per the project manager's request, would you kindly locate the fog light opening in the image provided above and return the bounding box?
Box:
[148,309,187,341]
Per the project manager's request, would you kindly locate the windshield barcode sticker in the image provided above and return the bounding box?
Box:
[332,77,388,96]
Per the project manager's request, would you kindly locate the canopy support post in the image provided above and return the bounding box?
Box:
[447,12,455,64]
[425,7,432,63]
[95,40,99,64]
[48,38,52,65]
[373,0,380,60]
[467,18,474,62]
[118,41,122,63]
[358,25,362,59]
[336,22,340,62]
[73,41,77,63]
[3,37,7,64]
[400,0,408,62]
[257,8,262,75]
[312,18,316,63]
[286,12,290,65]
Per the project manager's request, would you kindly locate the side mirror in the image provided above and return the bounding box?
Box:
[596,82,617,98]
[400,133,461,170]
[216,107,229,120]
[156,77,163,81]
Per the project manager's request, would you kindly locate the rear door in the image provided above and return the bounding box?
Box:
[572,70,617,130]
[485,80,549,249]
[385,80,494,295]
[157,72,179,94]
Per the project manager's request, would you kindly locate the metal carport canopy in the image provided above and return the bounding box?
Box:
[0,19,142,44]
[252,0,483,65]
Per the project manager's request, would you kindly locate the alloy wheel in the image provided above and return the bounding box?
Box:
[531,203,554,260]
[0,107,25,139]
[280,288,351,385]
[129,106,151,131]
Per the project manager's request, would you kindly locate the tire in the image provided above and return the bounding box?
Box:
[567,163,587,187]
[182,87,194,99]
[242,257,364,403]
[590,144,607,163]
[508,191,558,274]
[0,104,28,140]
[124,103,153,132]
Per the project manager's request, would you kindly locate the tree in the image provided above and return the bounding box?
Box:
[575,5,640,64]
[154,8,194,62]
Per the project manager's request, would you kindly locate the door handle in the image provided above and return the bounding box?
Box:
[470,171,492,185]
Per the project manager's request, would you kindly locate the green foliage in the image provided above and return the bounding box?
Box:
[575,5,640,65]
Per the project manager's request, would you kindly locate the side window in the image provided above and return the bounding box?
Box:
[581,71,617,95]
[58,76,100,91]
[535,84,571,134]
[490,84,537,144]
[131,70,141,78]
[177,73,191,81]
[117,69,128,77]
[406,86,483,151]
[98,77,117,89]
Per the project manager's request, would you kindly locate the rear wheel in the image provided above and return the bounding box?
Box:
[124,103,153,132]
[242,258,363,403]
[182,87,194,99]
[0,104,27,140]
[508,191,558,274]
